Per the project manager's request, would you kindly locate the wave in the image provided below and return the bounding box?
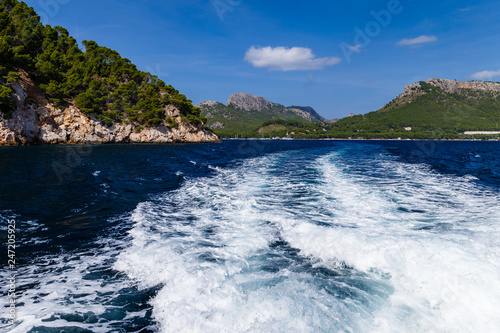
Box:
[280,150,500,332]
[0,216,157,333]
[8,143,498,332]
[115,146,500,332]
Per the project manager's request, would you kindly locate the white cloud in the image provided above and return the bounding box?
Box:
[244,46,341,71]
[397,35,438,46]
[470,70,500,80]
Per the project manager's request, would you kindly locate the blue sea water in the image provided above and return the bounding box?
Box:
[0,140,499,332]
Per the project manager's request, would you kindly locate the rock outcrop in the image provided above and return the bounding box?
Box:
[227,92,276,111]
[0,75,219,146]
[287,106,325,122]
[427,78,500,93]
[385,78,500,110]
[197,100,219,108]
[401,78,500,97]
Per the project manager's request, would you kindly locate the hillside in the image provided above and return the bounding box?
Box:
[201,79,500,140]
[197,93,324,137]
[329,79,500,139]
[0,0,218,145]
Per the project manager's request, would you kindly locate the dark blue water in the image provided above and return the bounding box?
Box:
[1,140,499,332]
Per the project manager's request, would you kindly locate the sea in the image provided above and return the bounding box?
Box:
[0,139,499,333]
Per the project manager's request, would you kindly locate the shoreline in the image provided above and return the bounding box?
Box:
[222,137,500,142]
[1,137,498,147]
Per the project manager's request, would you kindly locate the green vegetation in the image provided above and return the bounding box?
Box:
[0,0,204,126]
[254,119,328,138]
[328,82,500,139]
[257,124,287,135]
[206,82,500,140]
[200,101,318,137]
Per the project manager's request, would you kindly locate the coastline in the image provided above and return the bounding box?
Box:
[222,137,500,142]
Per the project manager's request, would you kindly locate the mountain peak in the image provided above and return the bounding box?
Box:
[227,93,275,111]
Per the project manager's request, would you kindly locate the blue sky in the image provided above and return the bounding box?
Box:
[25,0,500,119]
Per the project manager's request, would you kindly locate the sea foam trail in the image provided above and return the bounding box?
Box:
[115,147,500,333]
[278,151,500,332]
[114,155,388,332]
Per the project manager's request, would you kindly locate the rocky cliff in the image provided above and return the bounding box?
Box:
[226,92,277,111]
[400,78,500,98]
[427,78,500,93]
[0,74,219,146]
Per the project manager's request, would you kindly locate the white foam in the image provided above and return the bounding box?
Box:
[114,146,500,332]
[115,154,390,332]
[277,152,500,332]
[0,228,151,333]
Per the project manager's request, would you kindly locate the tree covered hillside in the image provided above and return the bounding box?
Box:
[212,80,500,140]
[329,81,500,139]
[199,101,311,137]
[0,0,206,127]
[198,93,324,138]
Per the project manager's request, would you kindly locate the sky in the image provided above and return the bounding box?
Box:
[24,0,500,119]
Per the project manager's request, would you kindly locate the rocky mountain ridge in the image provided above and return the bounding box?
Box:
[335,77,500,139]
[224,92,324,121]
[196,93,326,136]
[226,92,277,111]
[398,78,500,100]
[197,92,325,126]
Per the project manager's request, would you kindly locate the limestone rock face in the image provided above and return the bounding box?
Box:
[0,77,219,146]
[427,78,500,93]
[197,100,219,108]
[401,78,500,97]
[386,78,500,109]
[286,106,325,122]
[226,92,276,111]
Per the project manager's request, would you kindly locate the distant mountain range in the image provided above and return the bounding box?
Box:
[199,79,500,139]
[196,93,325,136]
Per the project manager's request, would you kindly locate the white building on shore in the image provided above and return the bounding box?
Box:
[464,131,500,135]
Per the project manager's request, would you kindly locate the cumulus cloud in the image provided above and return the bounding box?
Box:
[470,70,500,80]
[244,46,341,71]
[397,35,438,46]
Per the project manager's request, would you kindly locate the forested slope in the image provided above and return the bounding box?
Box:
[0,0,216,144]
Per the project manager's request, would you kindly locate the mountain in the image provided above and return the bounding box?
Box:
[328,78,500,139]
[226,92,275,111]
[0,0,218,145]
[197,79,500,140]
[197,93,325,137]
